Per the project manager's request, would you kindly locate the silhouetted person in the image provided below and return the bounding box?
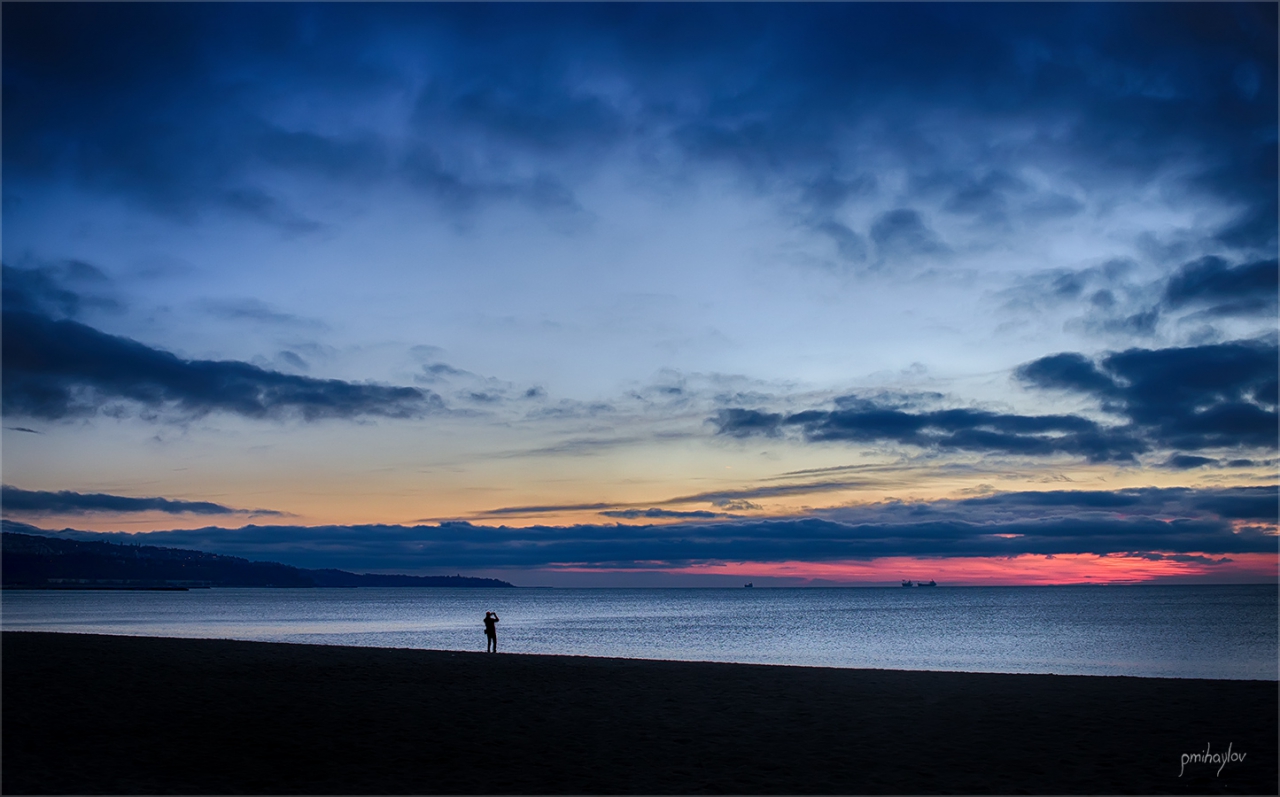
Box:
[484,611,499,652]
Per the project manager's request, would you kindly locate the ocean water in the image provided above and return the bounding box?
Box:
[3,584,1276,680]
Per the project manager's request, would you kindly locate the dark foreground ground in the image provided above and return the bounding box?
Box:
[3,632,1276,794]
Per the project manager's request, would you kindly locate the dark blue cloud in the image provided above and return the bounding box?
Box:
[3,4,396,226]
[714,408,784,438]
[1164,455,1279,470]
[997,260,1148,330]
[1091,308,1161,338]
[1,260,119,318]
[1,485,283,517]
[2,266,441,422]
[1016,352,1116,394]
[716,339,1277,461]
[5,3,1273,250]
[715,402,1144,464]
[2,310,441,421]
[14,483,1273,572]
[1163,256,1278,316]
[1017,339,1278,452]
[1164,454,1219,470]
[1000,254,1275,344]
[945,486,1277,524]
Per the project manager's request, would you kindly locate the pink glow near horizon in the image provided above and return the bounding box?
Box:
[548,553,1280,585]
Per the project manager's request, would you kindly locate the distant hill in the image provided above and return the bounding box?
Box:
[1,530,515,589]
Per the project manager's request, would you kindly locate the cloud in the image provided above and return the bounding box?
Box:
[714,408,784,438]
[1,310,442,421]
[996,255,1275,345]
[600,508,734,520]
[220,187,323,235]
[256,128,390,184]
[5,3,1273,255]
[1162,256,1278,317]
[505,436,642,458]
[2,262,120,318]
[17,484,1274,572]
[995,260,1170,340]
[1016,339,1278,452]
[714,401,1144,464]
[812,219,868,264]
[416,362,474,383]
[277,351,309,371]
[199,298,328,329]
[466,478,874,520]
[2,4,375,230]
[714,339,1277,463]
[1,485,284,517]
[473,502,616,518]
[419,77,625,155]
[665,480,879,506]
[399,144,585,219]
[1085,308,1160,338]
[4,255,437,423]
[1163,454,1218,470]
[713,499,763,511]
[893,485,1279,524]
[410,361,558,412]
[938,169,1026,223]
[869,208,948,260]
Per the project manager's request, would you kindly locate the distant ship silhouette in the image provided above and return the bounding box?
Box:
[901,580,938,587]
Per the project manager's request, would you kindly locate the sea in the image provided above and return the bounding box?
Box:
[3,584,1276,680]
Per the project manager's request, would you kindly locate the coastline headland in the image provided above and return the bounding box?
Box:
[1,530,514,589]
[4,631,1276,794]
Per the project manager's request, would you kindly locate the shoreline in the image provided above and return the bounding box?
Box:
[4,630,1277,794]
[4,626,1278,682]
[4,625,1275,682]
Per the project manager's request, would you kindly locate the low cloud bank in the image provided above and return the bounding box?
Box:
[9,485,1273,573]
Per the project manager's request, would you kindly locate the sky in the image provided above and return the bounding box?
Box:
[2,2,1277,586]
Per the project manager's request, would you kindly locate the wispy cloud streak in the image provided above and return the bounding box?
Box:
[1,486,285,517]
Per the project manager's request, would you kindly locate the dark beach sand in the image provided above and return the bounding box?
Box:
[3,631,1276,794]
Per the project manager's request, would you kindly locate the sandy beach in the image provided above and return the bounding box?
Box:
[3,631,1276,794]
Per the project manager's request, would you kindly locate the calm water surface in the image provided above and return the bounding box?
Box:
[3,585,1275,680]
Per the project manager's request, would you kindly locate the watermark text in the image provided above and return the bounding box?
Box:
[1180,742,1246,777]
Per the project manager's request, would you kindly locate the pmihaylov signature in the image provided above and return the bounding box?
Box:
[1180,742,1246,777]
